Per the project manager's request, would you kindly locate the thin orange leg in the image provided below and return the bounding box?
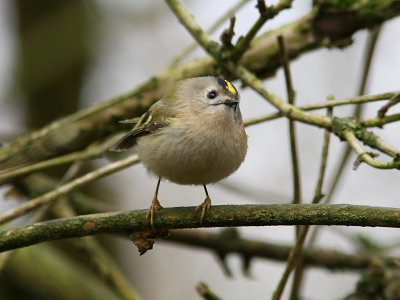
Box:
[195,185,211,226]
[146,178,163,231]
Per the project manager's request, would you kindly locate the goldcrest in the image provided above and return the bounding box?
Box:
[111,76,247,229]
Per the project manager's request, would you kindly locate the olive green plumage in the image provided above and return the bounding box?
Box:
[111,76,247,228]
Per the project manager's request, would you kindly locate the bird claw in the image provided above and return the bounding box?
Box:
[146,196,163,232]
[195,196,211,226]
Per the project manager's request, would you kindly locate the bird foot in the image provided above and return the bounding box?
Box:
[146,196,163,231]
[195,196,211,226]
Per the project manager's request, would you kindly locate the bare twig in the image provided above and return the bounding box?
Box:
[244,91,397,127]
[272,227,308,300]
[231,0,293,60]
[325,25,382,201]
[168,0,249,67]
[357,26,381,98]
[220,17,236,47]
[165,0,220,57]
[361,112,400,128]
[274,34,302,299]
[196,282,222,300]
[277,35,301,205]
[289,103,334,299]
[343,131,399,169]
[165,230,396,271]
[52,200,141,300]
[0,135,121,184]
[378,92,400,117]
[0,154,139,225]
[313,107,333,205]
[308,26,384,247]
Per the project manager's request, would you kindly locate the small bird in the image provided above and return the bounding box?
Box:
[111,76,247,230]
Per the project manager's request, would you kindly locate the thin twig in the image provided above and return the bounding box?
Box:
[308,25,383,246]
[165,0,220,57]
[356,130,400,158]
[0,133,122,184]
[289,102,334,299]
[0,161,86,271]
[237,65,333,127]
[361,113,400,128]
[77,237,141,300]
[244,91,397,127]
[313,108,333,205]
[274,34,302,299]
[196,282,222,300]
[358,26,382,97]
[231,0,293,61]
[343,131,399,169]
[328,25,382,198]
[378,92,400,117]
[165,230,396,271]
[0,154,139,225]
[272,227,308,300]
[220,16,236,48]
[277,35,301,205]
[52,200,141,300]
[168,0,250,68]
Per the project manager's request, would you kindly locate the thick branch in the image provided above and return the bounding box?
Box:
[1,204,400,252]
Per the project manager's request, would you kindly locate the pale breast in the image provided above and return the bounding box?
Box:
[137,114,247,185]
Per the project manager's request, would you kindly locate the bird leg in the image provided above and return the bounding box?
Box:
[146,178,163,231]
[195,185,212,226]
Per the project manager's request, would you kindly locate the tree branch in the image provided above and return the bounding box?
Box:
[0,134,120,184]
[2,204,400,252]
[343,130,400,169]
[244,91,398,127]
[231,0,293,61]
[0,154,139,225]
[165,230,396,272]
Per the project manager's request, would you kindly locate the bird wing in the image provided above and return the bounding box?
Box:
[110,102,171,152]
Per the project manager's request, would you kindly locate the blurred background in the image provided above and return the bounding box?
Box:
[0,0,400,299]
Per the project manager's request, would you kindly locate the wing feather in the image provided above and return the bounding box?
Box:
[110,105,169,152]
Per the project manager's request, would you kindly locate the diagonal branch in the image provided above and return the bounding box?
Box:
[231,0,293,61]
[0,154,139,225]
[244,91,398,127]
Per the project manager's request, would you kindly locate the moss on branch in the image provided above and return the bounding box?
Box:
[1,203,400,252]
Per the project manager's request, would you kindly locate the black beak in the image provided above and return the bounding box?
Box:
[222,99,239,107]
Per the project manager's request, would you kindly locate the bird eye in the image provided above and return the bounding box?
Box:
[207,91,217,99]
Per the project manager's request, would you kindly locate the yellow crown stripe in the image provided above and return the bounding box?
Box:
[224,80,237,95]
